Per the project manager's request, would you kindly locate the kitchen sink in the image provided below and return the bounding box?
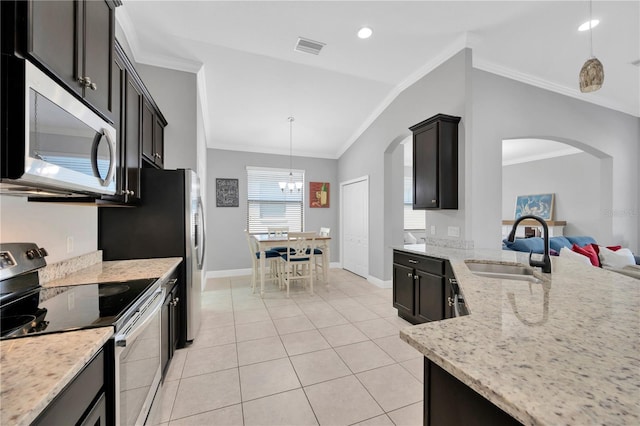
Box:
[465,261,542,283]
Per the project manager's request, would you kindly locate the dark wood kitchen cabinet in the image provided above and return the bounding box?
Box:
[393,250,451,324]
[162,275,181,378]
[410,114,461,210]
[19,0,121,119]
[142,102,165,168]
[101,41,167,204]
[33,345,112,426]
[424,359,523,426]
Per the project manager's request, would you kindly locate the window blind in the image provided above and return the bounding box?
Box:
[404,176,426,230]
[247,166,305,233]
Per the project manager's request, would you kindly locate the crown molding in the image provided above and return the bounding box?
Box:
[473,57,639,118]
[502,146,582,166]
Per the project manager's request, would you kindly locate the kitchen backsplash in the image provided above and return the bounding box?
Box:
[38,251,102,285]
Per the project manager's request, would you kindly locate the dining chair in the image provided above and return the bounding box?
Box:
[267,226,290,253]
[245,229,281,293]
[280,231,316,297]
[309,227,330,282]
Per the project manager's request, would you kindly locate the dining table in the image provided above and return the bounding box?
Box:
[252,233,331,297]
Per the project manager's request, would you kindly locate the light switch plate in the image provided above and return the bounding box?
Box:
[448,226,460,237]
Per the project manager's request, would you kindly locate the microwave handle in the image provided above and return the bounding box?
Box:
[91,129,116,188]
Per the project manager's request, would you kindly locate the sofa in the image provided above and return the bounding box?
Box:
[503,235,640,279]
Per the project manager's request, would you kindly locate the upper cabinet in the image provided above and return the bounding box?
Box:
[22,0,120,120]
[410,114,461,210]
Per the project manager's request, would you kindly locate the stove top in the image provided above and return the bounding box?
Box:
[0,278,158,339]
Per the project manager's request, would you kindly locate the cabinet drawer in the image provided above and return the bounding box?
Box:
[394,252,444,275]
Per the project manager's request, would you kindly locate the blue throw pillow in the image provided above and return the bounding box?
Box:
[549,236,572,253]
[565,236,597,247]
[502,237,545,254]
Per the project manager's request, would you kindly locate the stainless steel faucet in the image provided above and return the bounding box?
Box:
[507,215,552,273]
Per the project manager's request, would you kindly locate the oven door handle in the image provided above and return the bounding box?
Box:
[114,288,164,347]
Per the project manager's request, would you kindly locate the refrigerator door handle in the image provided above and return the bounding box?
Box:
[196,196,206,269]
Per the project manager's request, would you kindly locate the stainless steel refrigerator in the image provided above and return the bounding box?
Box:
[98,168,204,345]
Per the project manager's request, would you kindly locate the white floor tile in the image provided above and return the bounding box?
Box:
[280,329,331,356]
[239,358,301,401]
[356,364,422,412]
[374,335,422,363]
[318,323,369,347]
[353,318,400,340]
[304,375,384,425]
[273,314,316,335]
[235,320,277,342]
[168,404,243,426]
[290,348,352,386]
[242,388,318,426]
[387,401,423,426]
[182,343,238,378]
[170,369,241,420]
[334,340,395,373]
[237,336,287,366]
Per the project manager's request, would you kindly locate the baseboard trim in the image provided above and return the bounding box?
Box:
[367,275,392,289]
[205,268,252,279]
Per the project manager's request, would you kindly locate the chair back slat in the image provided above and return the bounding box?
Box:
[268,227,288,238]
[287,232,316,259]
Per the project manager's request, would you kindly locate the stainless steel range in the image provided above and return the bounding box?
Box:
[0,242,166,425]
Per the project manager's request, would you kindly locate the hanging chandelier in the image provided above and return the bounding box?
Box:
[279,116,303,192]
[579,0,604,93]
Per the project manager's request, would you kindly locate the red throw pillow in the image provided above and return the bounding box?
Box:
[572,243,599,267]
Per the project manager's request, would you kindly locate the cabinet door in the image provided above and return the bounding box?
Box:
[393,263,415,319]
[153,117,165,168]
[105,51,125,202]
[161,292,170,376]
[415,270,444,322]
[413,122,439,209]
[141,100,155,165]
[28,0,78,94]
[82,0,113,116]
[125,76,142,202]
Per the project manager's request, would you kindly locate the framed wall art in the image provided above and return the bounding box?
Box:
[310,182,330,208]
[216,178,239,207]
[514,193,554,220]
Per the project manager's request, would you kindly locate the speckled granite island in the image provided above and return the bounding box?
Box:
[0,327,113,426]
[0,253,183,425]
[397,244,640,426]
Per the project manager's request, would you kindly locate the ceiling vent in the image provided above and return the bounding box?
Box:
[294,37,325,55]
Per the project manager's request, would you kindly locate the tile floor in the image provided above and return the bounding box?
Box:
[158,269,423,426]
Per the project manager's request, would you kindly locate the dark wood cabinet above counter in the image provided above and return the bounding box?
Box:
[14,0,121,121]
[410,114,461,210]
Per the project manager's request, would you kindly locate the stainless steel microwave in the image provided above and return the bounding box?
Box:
[0,59,116,197]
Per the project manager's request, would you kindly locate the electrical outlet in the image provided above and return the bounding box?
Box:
[447,226,460,237]
[66,236,74,253]
[430,225,436,235]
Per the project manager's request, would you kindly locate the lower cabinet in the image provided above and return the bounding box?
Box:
[393,250,451,324]
[424,359,523,426]
[33,347,109,426]
[161,276,181,377]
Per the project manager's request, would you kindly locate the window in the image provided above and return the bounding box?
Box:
[247,166,304,233]
[404,176,426,230]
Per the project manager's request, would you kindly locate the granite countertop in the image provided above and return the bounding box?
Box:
[43,257,183,288]
[397,244,640,425]
[0,328,113,426]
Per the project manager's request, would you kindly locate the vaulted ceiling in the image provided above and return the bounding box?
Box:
[117,1,639,159]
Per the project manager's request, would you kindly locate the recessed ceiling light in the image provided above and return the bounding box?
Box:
[357,27,373,39]
[578,19,599,32]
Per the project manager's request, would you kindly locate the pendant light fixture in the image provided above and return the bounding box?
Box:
[579,0,604,93]
[279,116,303,192]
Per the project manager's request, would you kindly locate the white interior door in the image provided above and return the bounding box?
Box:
[341,177,369,278]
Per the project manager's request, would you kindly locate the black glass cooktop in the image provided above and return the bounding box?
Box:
[0,278,157,339]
